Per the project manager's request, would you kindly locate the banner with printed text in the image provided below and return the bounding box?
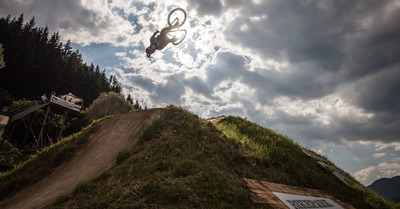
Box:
[273,192,344,209]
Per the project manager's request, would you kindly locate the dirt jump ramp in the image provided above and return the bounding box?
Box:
[0,109,162,209]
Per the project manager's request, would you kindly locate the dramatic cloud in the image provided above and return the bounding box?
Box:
[0,0,134,45]
[1,0,399,185]
[186,0,223,17]
[355,162,400,186]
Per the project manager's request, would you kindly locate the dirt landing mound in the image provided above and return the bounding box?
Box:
[0,109,162,209]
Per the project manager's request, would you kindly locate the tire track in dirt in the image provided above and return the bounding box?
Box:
[0,109,162,209]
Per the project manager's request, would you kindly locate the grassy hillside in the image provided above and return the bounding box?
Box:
[215,116,398,209]
[46,106,397,209]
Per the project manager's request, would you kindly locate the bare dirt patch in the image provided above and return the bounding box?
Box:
[0,109,162,209]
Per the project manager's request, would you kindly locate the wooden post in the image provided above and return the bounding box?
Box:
[38,105,51,148]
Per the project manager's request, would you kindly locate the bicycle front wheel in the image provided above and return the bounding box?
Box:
[168,8,187,27]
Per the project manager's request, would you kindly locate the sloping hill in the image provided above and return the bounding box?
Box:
[0,109,162,209]
[0,106,398,208]
[48,106,396,208]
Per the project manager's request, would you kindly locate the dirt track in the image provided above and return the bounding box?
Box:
[0,109,162,209]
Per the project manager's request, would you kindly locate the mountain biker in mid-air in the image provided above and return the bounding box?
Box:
[146,22,180,58]
[145,8,187,58]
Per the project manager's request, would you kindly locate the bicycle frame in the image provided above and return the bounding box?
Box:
[167,29,187,45]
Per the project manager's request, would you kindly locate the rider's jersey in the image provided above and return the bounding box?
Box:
[150,28,172,51]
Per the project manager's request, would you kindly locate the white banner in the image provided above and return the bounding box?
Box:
[0,115,9,125]
[273,192,344,209]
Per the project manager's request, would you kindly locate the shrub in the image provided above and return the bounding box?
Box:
[139,117,164,143]
[116,148,132,164]
[85,92,132,120]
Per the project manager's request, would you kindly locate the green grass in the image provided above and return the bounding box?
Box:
[0,118,102,200]
[215,116,399,209]
[5,105,398,209]
[49,106,261,208]
[116,148,132,164]
[48,106,399,209]
[138,115,164,143]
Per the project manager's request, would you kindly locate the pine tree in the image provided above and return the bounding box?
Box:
[0,14,125,105]
[0,43,4,69]
[127,94,134,105]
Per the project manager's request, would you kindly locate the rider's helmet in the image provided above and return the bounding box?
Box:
[146,42,158,58]
[146,47,154,58]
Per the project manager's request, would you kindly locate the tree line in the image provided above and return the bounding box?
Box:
[0,14,123,106]
[0,14,144,165]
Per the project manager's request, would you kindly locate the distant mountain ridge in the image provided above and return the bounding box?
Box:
[368,176,400,202]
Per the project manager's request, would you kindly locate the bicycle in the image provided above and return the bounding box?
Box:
[166,8,187,45]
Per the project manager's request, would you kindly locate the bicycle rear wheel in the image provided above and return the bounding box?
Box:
[168,8,187,27]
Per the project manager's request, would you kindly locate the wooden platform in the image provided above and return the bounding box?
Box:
[244,178,356,209]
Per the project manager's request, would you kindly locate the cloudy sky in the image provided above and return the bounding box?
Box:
[1,0,399,186]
